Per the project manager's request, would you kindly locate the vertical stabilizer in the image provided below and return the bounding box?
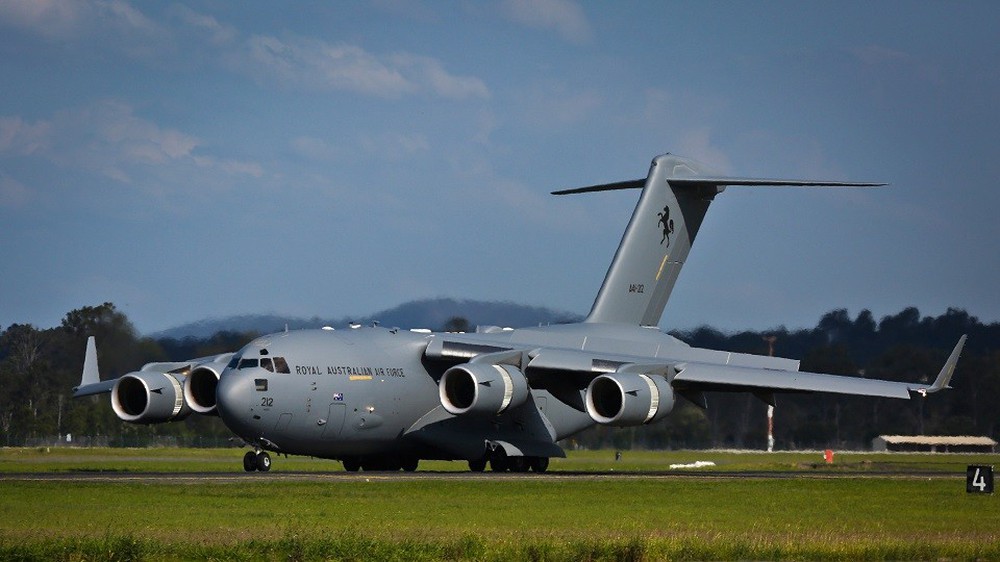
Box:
[554,153,884,326]
[581,154,720,325]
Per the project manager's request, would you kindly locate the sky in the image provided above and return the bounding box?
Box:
[1,1,998,336]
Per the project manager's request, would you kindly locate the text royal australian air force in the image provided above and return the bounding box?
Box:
[293,364,407,378]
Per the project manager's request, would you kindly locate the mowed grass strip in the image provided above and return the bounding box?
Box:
[3,446,998,473]
[1,476,997,560]
[2,532,998,562]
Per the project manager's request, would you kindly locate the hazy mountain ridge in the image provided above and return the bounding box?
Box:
[149,298,584,340]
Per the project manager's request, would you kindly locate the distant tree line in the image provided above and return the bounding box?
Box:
[576,307,999,451]
[1,304,997,450]
[0,303,256,447]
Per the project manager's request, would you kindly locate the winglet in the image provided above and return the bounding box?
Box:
[81,336,100,387]
[914,335,967,396]
[73,336,107,397]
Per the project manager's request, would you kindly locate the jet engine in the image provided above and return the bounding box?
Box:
[183,363,225,415]
[111,371,190,424]
[439,363,529,416]
[585,372,674,426]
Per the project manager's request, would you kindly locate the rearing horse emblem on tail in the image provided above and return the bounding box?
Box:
[657,205,674,247]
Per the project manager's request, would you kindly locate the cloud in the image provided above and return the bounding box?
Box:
[472,110,498,145]
[0,100,262,191]
[517,83,603,128]
[169,4,237,45]
[850,44,909,66]
[246,36,408,96]
[849,43,942,85]
[292,131,429,166]
[242,34,489,99]
[501,0,591,44]
[0,0,87,39]
[0,116,51,155]
[360,132,430,157]
[291,136,343,163]
[389,52,491,99]
[676,128,732,174]
[74,100,201,180]
[0,0,167,56]
[0,173,30,207]
[3,2,490,101]
[193,156,263,178]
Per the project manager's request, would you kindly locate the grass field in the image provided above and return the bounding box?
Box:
[2,445,996,474]
[1,447,998,560]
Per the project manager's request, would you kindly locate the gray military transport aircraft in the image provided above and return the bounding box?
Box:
[73,153,966,473]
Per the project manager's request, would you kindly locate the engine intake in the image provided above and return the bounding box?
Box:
[112,371,190,424]
[440,363,529,416]
[585,372,674,426]
[184,364,224,415]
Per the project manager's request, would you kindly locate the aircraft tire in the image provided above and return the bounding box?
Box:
[509,456,530,473]
[489,451,509,472]
[468,458,487,472]
[529,457,550,473]
[256,452,271,472]
[402,457,419,472]
[360,459,381,471]
[243,451,257,472]
[343,458,361,472]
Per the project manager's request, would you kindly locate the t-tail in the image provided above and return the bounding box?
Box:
[554,153,884,326]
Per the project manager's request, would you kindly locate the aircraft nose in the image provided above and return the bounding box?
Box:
[216,368,252,433]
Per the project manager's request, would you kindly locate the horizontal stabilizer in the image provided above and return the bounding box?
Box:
[553,177,884,195]
[552,179,644,195]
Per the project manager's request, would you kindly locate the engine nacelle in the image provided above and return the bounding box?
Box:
[112,371,190,424]
[440,363,529,416]
[184,364,225,415]
[585,372,675,426]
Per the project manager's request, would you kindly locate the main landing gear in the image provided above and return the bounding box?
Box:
[243,450,271,472]
[340,455,420,472]
[469,451,549,473]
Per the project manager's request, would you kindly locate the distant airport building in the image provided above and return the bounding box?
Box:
[872,435,997,453]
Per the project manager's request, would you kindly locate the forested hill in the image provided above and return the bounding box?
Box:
[149,298,583,340]
[1,303,997,450]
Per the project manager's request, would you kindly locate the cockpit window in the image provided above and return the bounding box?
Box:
[273,357,291,374]
[230,356,290,372]
[238,358,259,370]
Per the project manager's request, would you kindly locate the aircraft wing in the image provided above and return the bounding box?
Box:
[426,332,966,415]
[72,335,235,398]
[672,334,965,399]
[675,363,906,399]
[660,334,962,410]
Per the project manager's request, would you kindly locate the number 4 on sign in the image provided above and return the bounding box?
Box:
[967,465,994,494]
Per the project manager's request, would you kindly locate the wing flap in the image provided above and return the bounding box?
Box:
[673,363,912,399]
[72,378,118,398]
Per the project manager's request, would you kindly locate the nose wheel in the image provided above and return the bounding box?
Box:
[243,450,272,472]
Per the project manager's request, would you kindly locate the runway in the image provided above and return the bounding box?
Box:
[0,469,962,483]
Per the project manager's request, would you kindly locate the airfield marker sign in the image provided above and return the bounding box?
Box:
[966,465,993,494]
